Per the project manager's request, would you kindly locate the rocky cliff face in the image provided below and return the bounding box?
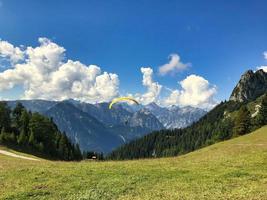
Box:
[129,108,164,130]
[230,69,267,102]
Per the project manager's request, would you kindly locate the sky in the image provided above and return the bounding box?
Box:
[0,0,267,109]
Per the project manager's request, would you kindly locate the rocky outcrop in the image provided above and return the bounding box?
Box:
[230,69,267,102]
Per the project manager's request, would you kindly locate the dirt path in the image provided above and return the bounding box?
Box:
[0,150,40,161]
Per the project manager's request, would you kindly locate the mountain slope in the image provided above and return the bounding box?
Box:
[76,102,164,131]
[45,102,124,153]
[109,100,239,159]
[128,108,164,130]
[76,102,133,126]
[1,126,267,199]
[45,102,165,152]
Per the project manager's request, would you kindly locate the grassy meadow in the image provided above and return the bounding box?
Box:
[0,126,267,200]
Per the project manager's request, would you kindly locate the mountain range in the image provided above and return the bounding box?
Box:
[145,102,207,129]
[6,99,206,153]
[109,69,267,160]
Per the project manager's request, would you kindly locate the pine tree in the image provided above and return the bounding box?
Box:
[0,102,11,131]
[19,109,30,135]
[12,102,24,128]
[37,142,44,152]
[74,143,82,160]
[256,94,267,126]
[29,131,35,146]
[58,133,68,160]
[9,132,16,143]
[0,127,5,143]
[17,129,28,146]
[233,106,251,136]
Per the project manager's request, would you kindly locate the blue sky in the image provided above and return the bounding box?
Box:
[0,0,267,108]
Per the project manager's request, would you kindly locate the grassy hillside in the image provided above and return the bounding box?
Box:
[0,126,267,200]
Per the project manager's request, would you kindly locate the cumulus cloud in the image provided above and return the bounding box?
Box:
[0,38,218,109]
[0,38,119,103]
[255,51,267,72]
[158,54,190,76]
[128,68,217,109]
[134,67,162,105]
[163,75,217,109]
[0,39,24,64]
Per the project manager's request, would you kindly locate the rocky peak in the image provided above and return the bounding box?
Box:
[168,105,181,112]
[146,102,160,109]
[230,69,267,102]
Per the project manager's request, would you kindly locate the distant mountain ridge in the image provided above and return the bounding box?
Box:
[7,100,57,114]
[144,103,207,129]
[6,99,206,153]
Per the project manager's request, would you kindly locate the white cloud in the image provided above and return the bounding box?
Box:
[163,75,217,109]
[0,38,217,109]
[134,67,162,105]
[0,40,24,64]
[0,38,119,103]
[257,66,267,72]
[158,54,190,76]
[128,68,217,109]
[255,52,267,72]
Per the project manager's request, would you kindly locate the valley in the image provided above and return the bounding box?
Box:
[6,100,206,153]
[0,2,267,199]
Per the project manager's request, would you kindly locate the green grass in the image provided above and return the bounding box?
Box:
[1,126,267,200]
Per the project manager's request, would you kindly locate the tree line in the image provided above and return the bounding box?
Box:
[108,94,267,160]
[0,102,83,161]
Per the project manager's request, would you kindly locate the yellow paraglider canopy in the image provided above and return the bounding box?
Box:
[109,97,139,109]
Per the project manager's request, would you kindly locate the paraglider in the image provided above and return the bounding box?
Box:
[109,97,139,109]
[109,97,139,126]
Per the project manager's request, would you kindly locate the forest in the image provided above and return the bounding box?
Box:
[0,102,83,161]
